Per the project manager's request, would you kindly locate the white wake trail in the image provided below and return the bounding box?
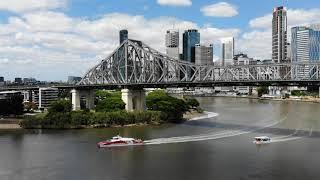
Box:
[270,127,313,143]
[145,113,287,145]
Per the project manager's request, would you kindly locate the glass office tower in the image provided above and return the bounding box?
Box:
[183,29,200,63]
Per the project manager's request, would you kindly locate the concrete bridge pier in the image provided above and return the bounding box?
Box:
[82,90,95,110]
[71,89,95,111]
[121,89,146,111]
[71,89,81,111]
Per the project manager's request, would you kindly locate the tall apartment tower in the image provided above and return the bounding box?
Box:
[183,29,200,63]
[272,6,287,63]
[165,30,179,59]
[221,37,234,66]
[119,29,128,45]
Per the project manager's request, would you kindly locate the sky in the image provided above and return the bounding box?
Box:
[0,0,319,81]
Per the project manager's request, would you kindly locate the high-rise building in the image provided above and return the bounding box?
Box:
[309,24,320,62]
[119,29,128,45]
[291,25,320,78]
[272,6,287,63]
[195,44,213,65]
[165,29,179,59]
[291,25,320,63]
[221,37,234,66]
[291,26,310,63]
[0,77,4,82]
[287,43,292,61]
[183,29,200,63]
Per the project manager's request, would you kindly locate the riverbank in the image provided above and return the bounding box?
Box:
[0,110,204,130]
[0,119,21,129]
[183,93,320,104]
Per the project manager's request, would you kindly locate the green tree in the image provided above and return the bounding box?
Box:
[257,86,268,97]
[95,98,125,112]
[146,90,188,123]
[48,100,72,113]
[95,90,125,112]
[185,98,200,109]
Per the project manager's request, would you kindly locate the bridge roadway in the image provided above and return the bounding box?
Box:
[1,80,320,91]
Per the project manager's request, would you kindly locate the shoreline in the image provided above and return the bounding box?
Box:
[0,119,22,129]
[0,110,206,130]
[183,94,320,104]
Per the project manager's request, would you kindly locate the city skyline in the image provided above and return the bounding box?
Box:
[0,0,319,80]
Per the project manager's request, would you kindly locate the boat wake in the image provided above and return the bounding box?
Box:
[189,111,219,121]
[270,127,313,143]
[144,114,287,145]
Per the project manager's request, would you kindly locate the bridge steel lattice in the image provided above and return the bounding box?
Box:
[79,39,320,88]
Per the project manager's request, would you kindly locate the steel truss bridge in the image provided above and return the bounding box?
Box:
[1,39,320,92]
[78,39,320,88]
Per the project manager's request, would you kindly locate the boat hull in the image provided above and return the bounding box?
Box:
[98,142,144,148]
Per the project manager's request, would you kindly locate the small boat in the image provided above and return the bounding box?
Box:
[253,136,271,144]
[97,135,144,148]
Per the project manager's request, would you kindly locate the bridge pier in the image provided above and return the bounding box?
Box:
[71,89,81,111]
[71,89,95,111]
[121,89,146,111]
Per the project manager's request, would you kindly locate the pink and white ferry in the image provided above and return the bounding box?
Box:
[97,135,144,148]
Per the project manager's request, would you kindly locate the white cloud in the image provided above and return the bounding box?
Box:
[201,2,238,17]
[157,0,192,7]
[250,8,320,29]
[0,0,67,14]
[0,11,239,80]
[0,58,9,64]
[237,30,271,60]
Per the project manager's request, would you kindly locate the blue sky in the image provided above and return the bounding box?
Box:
[0,0,319,81]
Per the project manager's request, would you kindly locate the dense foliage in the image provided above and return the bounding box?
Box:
[146,90,189,123]
[95,90,125,112]
[291,90,307,97]
[185,98,200,109]
[0,94,24,115]
[48,100,72,113]
[257,86,268,97]
[20,110,163,129]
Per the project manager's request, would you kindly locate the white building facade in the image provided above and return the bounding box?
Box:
[165,29,179,59]
[221,37,234,66]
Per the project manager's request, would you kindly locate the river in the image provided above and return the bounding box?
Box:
[1,97,320,180]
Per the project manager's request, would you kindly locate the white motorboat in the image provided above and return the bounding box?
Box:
[253,136,271,144]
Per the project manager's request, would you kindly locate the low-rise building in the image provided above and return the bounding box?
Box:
[33,88,59,110]
[0,91,21,100]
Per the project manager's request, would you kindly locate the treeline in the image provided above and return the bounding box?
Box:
[20,90,201,129]
[20,108,163,129]
[0,94,24,115]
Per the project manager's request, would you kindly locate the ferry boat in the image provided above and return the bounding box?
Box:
[97,135,144,148]
[253,136,271,144]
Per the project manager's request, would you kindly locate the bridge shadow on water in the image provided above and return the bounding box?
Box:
[184,119,318,138]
